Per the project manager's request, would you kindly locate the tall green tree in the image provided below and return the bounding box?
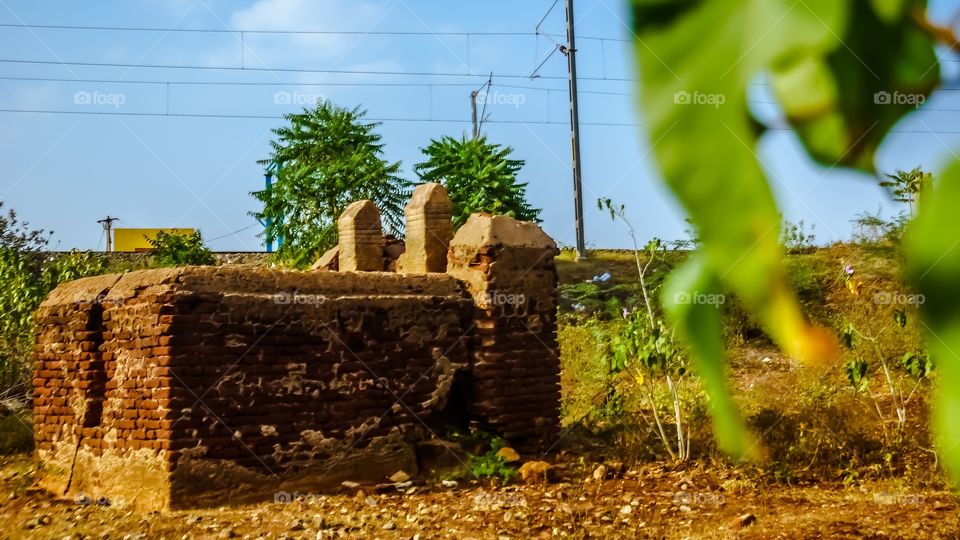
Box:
[252,101,410,267]
[880,167,931,215]
[414,135,540,229]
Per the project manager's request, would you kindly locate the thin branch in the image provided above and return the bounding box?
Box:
[912,9,960,54]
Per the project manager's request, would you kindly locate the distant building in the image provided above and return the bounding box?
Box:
[113,228,195,252]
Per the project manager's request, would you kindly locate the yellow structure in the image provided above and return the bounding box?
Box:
[113,228,195,252]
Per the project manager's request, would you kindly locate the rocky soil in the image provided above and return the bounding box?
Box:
[2,453,958,539]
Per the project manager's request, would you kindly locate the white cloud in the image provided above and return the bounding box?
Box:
[223,0,396,68]
[230,0,383,32]
[14,85,58,110]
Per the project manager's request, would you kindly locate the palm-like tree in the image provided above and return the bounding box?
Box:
[879,167,931,215]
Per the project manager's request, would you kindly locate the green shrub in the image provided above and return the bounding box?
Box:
[148,230,216,267]
[0,249,107,390]
[466,436,518,483]
[0,203,109,390]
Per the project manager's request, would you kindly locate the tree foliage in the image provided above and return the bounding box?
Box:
[252,101,410,267]
[0,205,107,389]
[414,136,540,229]
[630,0,956,473]
[880,166,931,213]
[147,230,216,267]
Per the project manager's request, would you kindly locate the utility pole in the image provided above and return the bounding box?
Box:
[97,216,119,253]
[470,90,479,139]
[564,0,587,260]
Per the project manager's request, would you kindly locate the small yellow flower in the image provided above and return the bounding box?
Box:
[846,280,861,296]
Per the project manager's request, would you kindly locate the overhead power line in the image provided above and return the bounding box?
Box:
[5,73,960,94]
[0,107,643,125]
[0,73,578,92]
[206,223,259,242]
[0,22,630,42]
[0,57,638,82]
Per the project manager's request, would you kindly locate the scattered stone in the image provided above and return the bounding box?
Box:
[288,518,305,532]
[441,479,459,488]
[341,481,360,490]
[311,245,339,271]
[732,513,757,530]
[217,527,237,539]
[592,465,607,482]
[389,470,411,483]
[185,516,202,525]
[496,447,521,463]
[619,505,633,515]
[383,521,396,530]
[519,461,553,484]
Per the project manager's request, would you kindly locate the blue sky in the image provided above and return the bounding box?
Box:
[1,0,959,251]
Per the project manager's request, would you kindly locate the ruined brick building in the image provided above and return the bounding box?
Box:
[33,183,561,510]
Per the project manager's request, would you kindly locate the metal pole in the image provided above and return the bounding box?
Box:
[97,216,118,253]
[565,0,587,260]
[263,172,274,253]
[470,90,479,139]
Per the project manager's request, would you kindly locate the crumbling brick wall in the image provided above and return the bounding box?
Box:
[34,183,561,511]
[447,215,562,450]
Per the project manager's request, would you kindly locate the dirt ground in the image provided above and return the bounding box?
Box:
[2,453,958,540]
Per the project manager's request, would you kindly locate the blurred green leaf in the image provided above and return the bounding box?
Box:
[782,2,938,169]
[662,254,756,460]
[632,0,843,370]
[905,158,960,483]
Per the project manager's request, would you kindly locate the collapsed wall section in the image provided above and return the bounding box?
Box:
[34,274,122,497]
[35,267,472,510]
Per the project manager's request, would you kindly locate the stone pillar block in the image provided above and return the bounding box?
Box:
[446,213,561,451]
[338,200,382,272]
[397,183,453,273]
